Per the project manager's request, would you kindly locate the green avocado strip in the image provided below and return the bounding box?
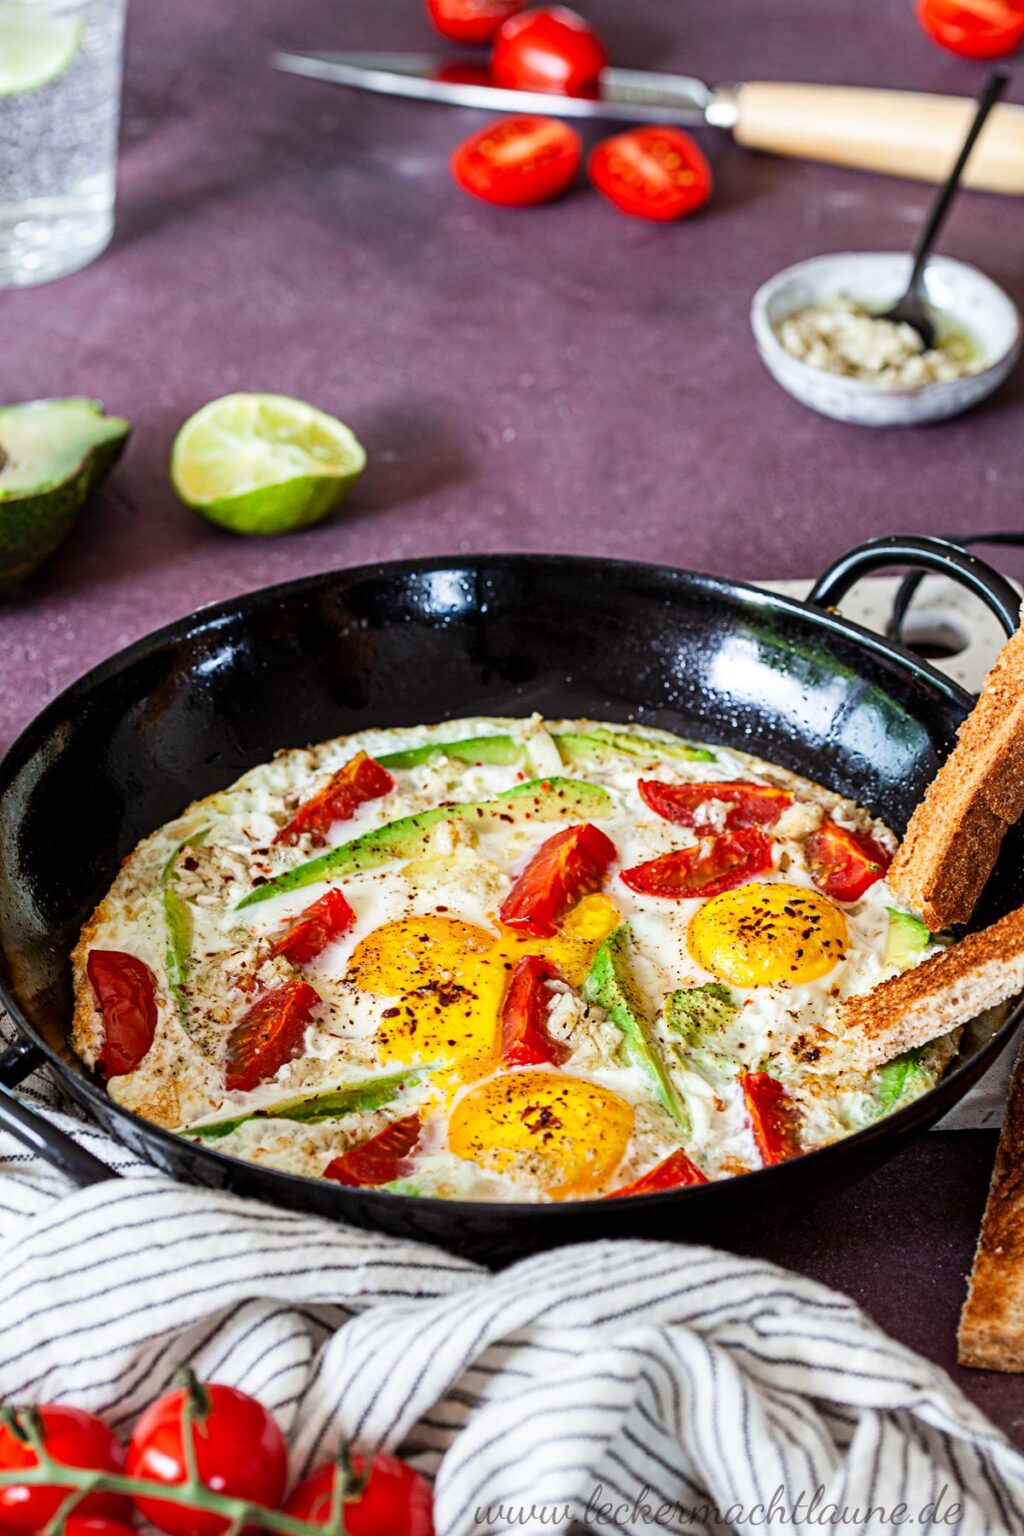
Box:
[377,733,524,770]
[584,924,689,1132]
[554,726,715,766]
[236,775,612,909]
[162,826,210,1023]
[181,1068,425,1140]
[873,1050,924,1115]
[665,983,739,1047]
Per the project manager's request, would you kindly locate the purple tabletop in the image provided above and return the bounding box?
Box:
[3,0,1024,1440]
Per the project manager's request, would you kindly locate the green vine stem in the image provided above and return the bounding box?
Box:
[0,1404,360,1536]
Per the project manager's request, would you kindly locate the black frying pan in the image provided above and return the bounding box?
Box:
[1,536,1022,1264]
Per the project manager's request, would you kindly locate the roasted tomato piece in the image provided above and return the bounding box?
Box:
[639,779,792,832]
[607,1147,708,1198]
[499,821,616,936]
[741,1071,801,1166]
[916,0,1024,58]
[492,5,608,93]
[224,979,321,1092]
[275,751,394,846]
[87,950,158,1077]
[285,1455,435,1535]
[621,826,773,900]
[324,1114,422,1187]
[805,818,891,903]
[589,126,713,221]
[451,114,581,205]
[426,0,523,43]
[270,888,355,964]
[500,955,571,1067]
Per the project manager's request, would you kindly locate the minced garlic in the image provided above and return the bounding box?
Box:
[776,297,982,388]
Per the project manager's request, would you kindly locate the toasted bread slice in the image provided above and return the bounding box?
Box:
[959,1030,1024,1372]
[840,905,1024,1070]
[888,621,1024,929]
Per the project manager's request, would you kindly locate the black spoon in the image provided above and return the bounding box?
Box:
[880,68,1010,349]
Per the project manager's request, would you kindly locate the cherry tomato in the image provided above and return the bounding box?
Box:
[607,1147,708,1198]
[620,826,773,900]
[270,888,355,965]
[284,1456,434,1536]
[491,6,608,94]
[324,1115,422,1187]
[425,0,524,44]
[500,955,570,1067]
[275,752,394,847]
[63,1522,139,1536]
[638,780,792,832]
[87,950,158,1077]
[0,1405,130,1534]
[451,114,581,205]
[126,1382,287,1536]
[589,126,713,221]
[805,819,891,903]
[916,0,1024,58]
[741,1072,801,1166]
[499,822,616,936]
[224,979,321,1092]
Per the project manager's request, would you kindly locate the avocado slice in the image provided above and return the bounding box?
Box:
[237,775,612,908]
[377,733,524,770]
[162,826,210,1025]
[872,1050,924,1115]
[584,923,689,1131]
[182,1067,425,1140]
[554,726,715,766]
[885,909,931,970]
[0,399,130,592]
[665,983,739,1046]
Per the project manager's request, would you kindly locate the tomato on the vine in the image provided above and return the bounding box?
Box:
[425,0,524,44]
[589,127,713,221]
[63,1522,139,1536]
[126,1382,287,1536]
[0,1405,130,1534]
[916,0,1024,58]
[451,115,581,205]
[492,6,608,93]
[284,1456,435,1536]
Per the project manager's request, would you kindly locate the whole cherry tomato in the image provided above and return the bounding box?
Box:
[916,0,1024,58]
[589,127,713,221]
[805,819,891,903]
[499,822,616,936]
[284,1456,435,1536]
[126,1382,287,1536]
[0,1405,130,1534]
[492,6,608,94]
[425,0,524,43]
[87,950,158,1077]
[451,114,581,205]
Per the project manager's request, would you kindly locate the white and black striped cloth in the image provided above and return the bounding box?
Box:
[2,1020,1023,1535]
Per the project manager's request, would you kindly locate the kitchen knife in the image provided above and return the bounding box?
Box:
[274,50,1024,194]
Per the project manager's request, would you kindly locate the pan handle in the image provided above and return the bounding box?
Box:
[808,535,1021,641]
[0,1038,118,1187]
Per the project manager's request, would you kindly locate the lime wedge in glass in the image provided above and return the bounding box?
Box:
[0,4,83,97]
[170,393,367,535]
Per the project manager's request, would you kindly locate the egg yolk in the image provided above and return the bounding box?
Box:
[687,881,847,987]
[448,1070,633,1198]
[347,914,495,994]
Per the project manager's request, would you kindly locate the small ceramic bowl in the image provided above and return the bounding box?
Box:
[750,251,1022,427]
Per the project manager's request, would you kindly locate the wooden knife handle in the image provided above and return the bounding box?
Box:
[732,82,1024,194]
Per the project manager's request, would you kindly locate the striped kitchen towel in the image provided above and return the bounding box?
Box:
[1,1040,1023,1534]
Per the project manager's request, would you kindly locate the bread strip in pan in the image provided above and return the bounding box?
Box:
[840,905,1024,1070]
[959,1030,1024,1372]
[888,620,1024,929]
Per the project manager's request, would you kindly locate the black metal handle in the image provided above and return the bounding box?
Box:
[0,1037,117,1187]
[0,1037,44,1088]
[809,536,1020,641]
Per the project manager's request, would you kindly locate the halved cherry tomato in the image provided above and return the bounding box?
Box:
[451,114,581,205]
[500,955,571,1067]
[285,1456,435,1536]
[492,6,608,93]
[223,979,321,1092]
[324,1114,422,1187]
[275,752,394,847]
[87,949,158,1077]
[741,1071,801,1166]
[639,779,792,832]
[916,0,1024,58]
[0,1405,130,1534]
[589,126,713,221]
[607,1147,708,1198]
[805,818,891,903]
[620,826,773,900]
[127,1381,287,1536]
[270,888,355,965]
[426,0,524,44]
[499,822,616,936]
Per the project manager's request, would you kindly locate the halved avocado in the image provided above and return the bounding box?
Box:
[0,399,130,592]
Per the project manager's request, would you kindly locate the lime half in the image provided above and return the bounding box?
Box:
[0,4,83,97]
[170,393,367,536]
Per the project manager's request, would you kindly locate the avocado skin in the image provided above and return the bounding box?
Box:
[585,923,689,1132]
